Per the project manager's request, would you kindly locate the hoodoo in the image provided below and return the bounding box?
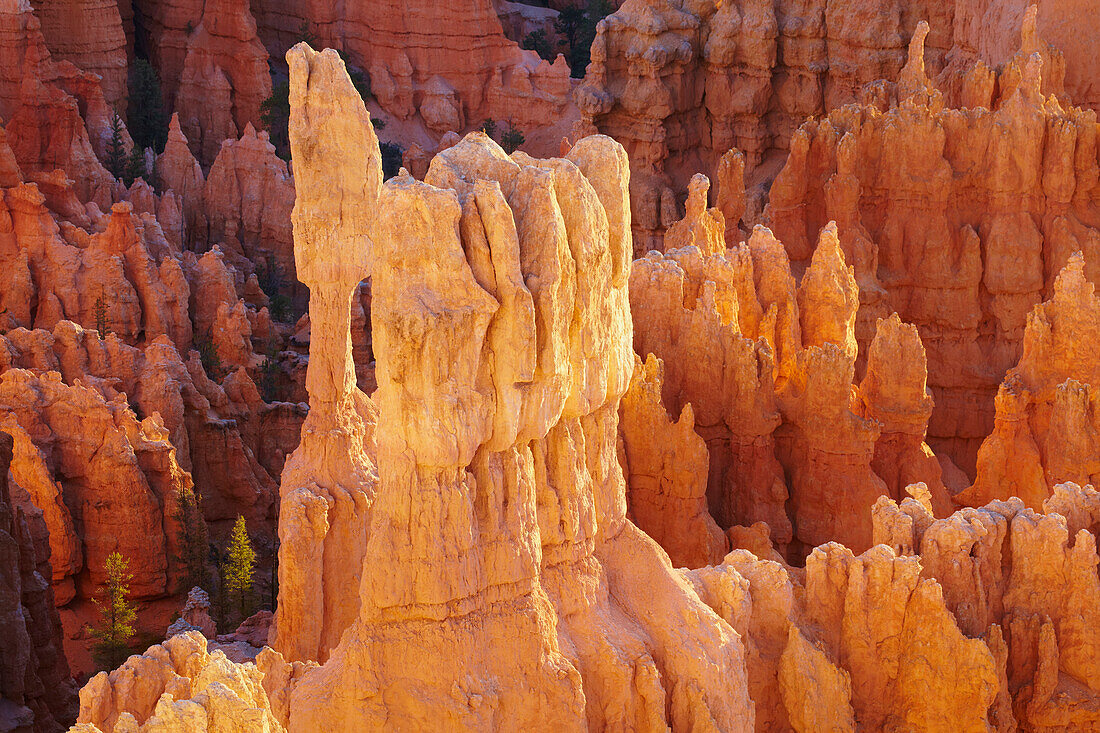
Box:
[0,0,1098,730]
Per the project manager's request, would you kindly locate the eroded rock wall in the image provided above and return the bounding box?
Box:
[0,430,77,733]
[765,28,1100,476]
[267,45,752,730]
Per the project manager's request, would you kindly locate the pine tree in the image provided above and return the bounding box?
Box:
[260,81,291,159]
[105,112,127,179]
[556,0,614,77]
[174,484,208,591]
[501,123,526,154]
[222,515,256,623]
[127,59,169,154]
[91,552,136,670]
[93,295,110,338]
[522,29,556,61]
[195,330,223,380]
[123,144,146,187]
[295,20,319,48]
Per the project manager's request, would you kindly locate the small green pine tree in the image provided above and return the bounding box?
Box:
[258,346,281,403]
[501,123,525,154]
[480,118,497,139]
[379,141,404,180]
[91,552,137,670]
[127,59,169,154]
[123,144,146,187]
[195,331,223,381]
[556,0,614,77]
[522,29,555,61]
[93,295,110,338]
[105,112,127,179]
[295,20,319,48]
[174,484,208,591]
[223,515,256,623]
[260,81,291,159]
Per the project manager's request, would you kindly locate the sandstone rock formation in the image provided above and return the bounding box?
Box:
[75,478,1100,732]
[0,430,76,733]
[576,1,1100,250]
[0,112,298,672]
[267,45,381,664]
[766,23,1100,477]
[166,587,217,640]
[60,24,1100,733]
[618,352,727,567]
[73,631,284,732]
[25,0,128,110]
[247,0,572,138]
[155,114,207,248]
[0,0,116,208]
[574,0,949,248]
[271,46,752,730]
[129,0,271,167]
[948,0,1099,111]
[0,364,192,606]
[962,254,1100,509]
[173,0,272,167]
[203,124,297,304]
[629,173,952,556]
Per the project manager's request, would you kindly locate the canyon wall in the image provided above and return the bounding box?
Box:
[576,0,1099,251]
[71,480,1100,732]
[962,252,1100,509]
[0,5,304,678]
[629,176,951,559]
[765,30,1100,476]
[0,430,77,733]
[26,0,129,110]
[248,0,572,133]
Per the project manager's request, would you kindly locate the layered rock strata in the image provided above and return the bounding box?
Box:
[65,37,1100,733]
[631,175,949,557]
[267,45,381,664]
[766,25,1100,475]
[77,481,1100,732]
[962,254,1100,509]
[25,0,128,110]
[274,45,752,729]
[0,430,77,733]
[248,0,572,135]
[577,1,1099,251]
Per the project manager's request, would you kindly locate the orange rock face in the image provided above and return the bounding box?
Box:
[130,0,271,166]
[268,45,381,665]
[0,430,77,732]
[270,46,751,730]
[0,364,191,605]
[26,0,128,110]
[577,1,1099,252]
[60,20,1100,733]
[574,0,952,249]
[249,0,572,135]
[765,22,1100,477]
[629,173,950,557]
[0,85,299,678]
[0,0,115,208]
[619,353,728,568]
[962,254,1100,509]
[174,0,272,166]
[203,123,298,304]
[79,481,1100,732]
